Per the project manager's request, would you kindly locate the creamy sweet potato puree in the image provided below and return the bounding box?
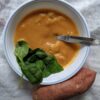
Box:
[14,9,80,67]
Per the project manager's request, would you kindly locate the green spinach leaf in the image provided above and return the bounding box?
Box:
[15,40,29,62]
[43,55,63,73]
[35,60,45,70]
[42,69,51,77]
[15,40,63,85]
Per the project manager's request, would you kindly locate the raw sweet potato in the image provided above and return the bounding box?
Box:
[33,67,96,100]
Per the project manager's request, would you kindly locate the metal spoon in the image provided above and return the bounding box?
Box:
[56,35,100,46]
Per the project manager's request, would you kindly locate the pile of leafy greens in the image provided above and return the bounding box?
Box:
[15,40,63,84]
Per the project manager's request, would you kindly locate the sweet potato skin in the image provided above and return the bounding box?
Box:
[33,67,96,100]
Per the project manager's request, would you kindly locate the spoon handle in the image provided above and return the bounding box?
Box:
[57,35,100,46]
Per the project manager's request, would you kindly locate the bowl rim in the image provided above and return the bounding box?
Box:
[2,0,90,85]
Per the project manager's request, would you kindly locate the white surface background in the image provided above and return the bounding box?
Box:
[0,0,100,100]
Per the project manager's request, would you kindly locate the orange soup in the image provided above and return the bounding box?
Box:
[14,9,80,67]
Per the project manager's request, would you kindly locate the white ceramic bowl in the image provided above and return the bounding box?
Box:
[3,0,90,85]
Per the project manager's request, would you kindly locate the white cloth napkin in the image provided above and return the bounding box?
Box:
[0,0,100,100]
